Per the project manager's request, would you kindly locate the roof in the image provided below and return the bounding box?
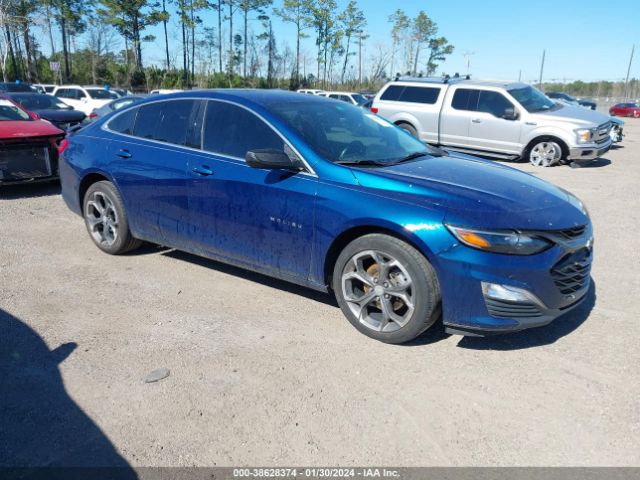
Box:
[390,77,529,90]
[145,88,328,109]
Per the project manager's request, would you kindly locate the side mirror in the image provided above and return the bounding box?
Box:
[30,112,41,120]
[246,149,302,171]
[502,107,519,120]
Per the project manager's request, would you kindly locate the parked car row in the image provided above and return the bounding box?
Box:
[0,85,148,186]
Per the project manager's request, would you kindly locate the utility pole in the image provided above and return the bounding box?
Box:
[518,69,522,82]
[623,44,635,100]
[463,51,475,76]
[538,49,545,90]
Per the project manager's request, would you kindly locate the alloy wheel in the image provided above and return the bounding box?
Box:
[530,141,562,167]
[85,191,119,247]
[341,250,415,333]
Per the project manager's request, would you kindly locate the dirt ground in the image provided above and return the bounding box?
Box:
[1,120,639,468]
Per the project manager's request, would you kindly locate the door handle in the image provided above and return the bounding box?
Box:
[115,149,132,158]
[471,118,481,123]
[192,166,214,176]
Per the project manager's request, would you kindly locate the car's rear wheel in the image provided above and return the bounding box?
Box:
[396,122,418,138]
[529,140,563,167]
[333,234,441,344]
[83,180,141,255]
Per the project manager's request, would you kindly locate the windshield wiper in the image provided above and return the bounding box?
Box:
[391,151,430,164]
[334,159,389,167]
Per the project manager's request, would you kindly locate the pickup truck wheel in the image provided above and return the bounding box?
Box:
[529,140,563,167]
[396,122,418,138]
[333,234,441,344]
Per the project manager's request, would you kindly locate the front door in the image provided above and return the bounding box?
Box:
[467,90,522,155]
[187,100,317,282]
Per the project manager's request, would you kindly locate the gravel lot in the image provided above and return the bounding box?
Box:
[1,120,639,468]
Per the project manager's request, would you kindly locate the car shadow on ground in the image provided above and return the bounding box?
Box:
[0,182,61,199]
[162,249,338,307]
[456,280,596,351]
[0,308,137,479]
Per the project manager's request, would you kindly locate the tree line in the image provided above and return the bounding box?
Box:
[0,0,454,91]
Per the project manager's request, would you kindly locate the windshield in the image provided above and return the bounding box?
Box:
[351,93,367,105]
[508,85,556,113]
[0,99,31,121]
[87,89,119,99]
[11,94,69,110]
[270,101,432,165]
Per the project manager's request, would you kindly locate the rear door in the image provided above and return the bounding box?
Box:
[105,99,201,246]
[186,100,317,281]
[439,87,480,148]
[467,90,522,154]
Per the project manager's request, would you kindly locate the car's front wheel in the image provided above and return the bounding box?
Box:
[528,139,563,167]
[83,180,141,255]
[333,234,441,344]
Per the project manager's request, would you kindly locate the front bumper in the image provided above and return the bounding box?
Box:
[568,139,612,162]
[433,226,593,336]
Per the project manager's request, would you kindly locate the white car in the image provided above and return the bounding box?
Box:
[33,83,56,94]
[52,85,119,115]
[296,89,325,96]
[149,89,182,95]
[319,91,369,106]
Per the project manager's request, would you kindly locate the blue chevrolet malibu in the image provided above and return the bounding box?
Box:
[59,90,593,343]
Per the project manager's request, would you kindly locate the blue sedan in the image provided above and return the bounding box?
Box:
[58,90,593,343]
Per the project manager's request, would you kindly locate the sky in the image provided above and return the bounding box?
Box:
[45,0,640,83]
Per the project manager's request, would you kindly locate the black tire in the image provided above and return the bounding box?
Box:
[332,234,441,344]
[83,180,141,255]
[396,122,418,138]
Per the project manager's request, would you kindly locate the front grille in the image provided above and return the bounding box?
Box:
[556,225,586,240]
[0,144,51,181]
[551,247,592,295]
[485,298,543,319]
[594,121,611,143]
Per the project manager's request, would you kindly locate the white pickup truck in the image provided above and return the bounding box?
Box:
[372,78,613,167]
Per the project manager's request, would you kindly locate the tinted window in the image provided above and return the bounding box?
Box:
[73,89,86,99]
[477,91,514,117]
[87,89,118,100]
[109,107,137,135]
[202,101,283,158]
[451,88,480,111]
[399,86,440,104]
[380,85,404,101]
[55,89,68,98]
[133,100,196,145]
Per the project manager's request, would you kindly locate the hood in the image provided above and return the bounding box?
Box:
[531,104,610,127]
[35,109,86,123]
[351,152,588,230]
[0,119,64,139]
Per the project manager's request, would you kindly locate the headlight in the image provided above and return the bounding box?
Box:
[575,128,594,143]
[446,225,553,255]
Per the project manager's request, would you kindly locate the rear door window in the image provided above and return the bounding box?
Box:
[451,88,480,111]
[202,101,284,159]
[132,100,197,146]
[477,91,514,117]
[109,107,138,135]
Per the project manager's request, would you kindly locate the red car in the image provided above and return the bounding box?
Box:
[0,98,64,185]
[609,102,640,118]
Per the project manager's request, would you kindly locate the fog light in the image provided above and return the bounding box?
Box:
[481,282,544,306]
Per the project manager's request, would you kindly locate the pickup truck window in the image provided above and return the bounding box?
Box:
[451,89,480,111]
[380,85,440,104]
[508,86,556,113]
[477,91,514,117]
